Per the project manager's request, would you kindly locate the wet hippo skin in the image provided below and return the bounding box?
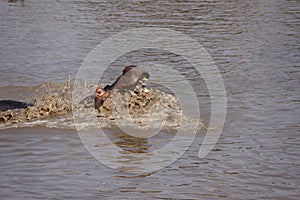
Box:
[0,100,33,112]
[94,66,150,109]
[104,66,149,92]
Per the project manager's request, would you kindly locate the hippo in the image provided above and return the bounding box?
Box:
[94,65,149,109]
[0,100,33,112]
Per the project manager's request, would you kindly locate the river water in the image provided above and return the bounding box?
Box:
[0,0,299,199]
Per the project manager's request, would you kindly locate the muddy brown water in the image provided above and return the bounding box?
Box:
[0,0,299,199]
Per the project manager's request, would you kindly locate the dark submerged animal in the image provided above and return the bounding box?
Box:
[0,100,33,112]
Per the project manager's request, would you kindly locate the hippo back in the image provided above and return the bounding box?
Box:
[0,100,33,112]
[113,67,149,90]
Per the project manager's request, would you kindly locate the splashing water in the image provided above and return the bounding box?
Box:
[0,82,205,132]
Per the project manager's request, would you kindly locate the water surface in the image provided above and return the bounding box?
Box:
[0,0,299,199]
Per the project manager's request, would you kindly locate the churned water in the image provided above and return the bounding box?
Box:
[0,0,299,199]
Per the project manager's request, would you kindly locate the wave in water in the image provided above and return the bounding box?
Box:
[0,82,205,132]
